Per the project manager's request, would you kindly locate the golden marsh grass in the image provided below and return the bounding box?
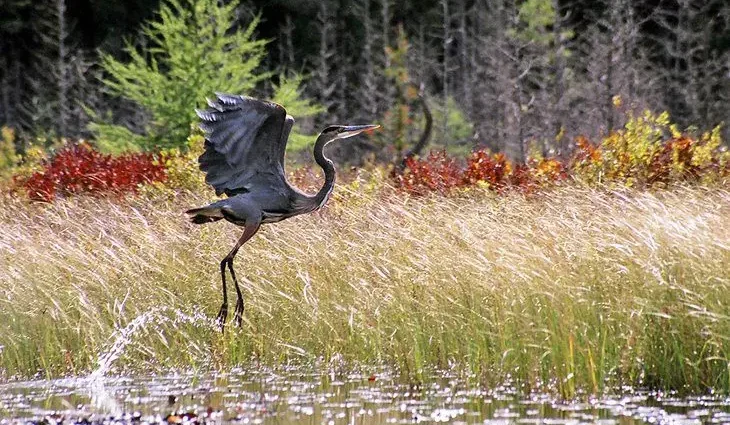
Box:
[1,185,729,395]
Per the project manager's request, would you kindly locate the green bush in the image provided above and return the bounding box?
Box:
[93,0,268,151]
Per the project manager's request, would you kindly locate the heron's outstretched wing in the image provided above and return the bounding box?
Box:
[196,94,294,196]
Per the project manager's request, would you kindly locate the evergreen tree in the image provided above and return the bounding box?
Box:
[93,0,268,150]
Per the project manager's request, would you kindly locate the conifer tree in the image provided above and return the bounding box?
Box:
[94,0,268,150]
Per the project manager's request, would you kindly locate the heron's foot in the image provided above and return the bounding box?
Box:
[234,297,244,328]
[216,303,228,332]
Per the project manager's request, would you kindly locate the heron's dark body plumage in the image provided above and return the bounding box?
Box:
[186,190,313,226]
[185,93,377,330]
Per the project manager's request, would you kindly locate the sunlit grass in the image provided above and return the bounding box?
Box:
[1,184,729,396]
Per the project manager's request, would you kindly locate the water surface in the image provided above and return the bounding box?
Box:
[1,368,729,424]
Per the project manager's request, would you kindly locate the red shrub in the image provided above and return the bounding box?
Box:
[392,122,726,196]
[648,136,695,184]
[571,136,601,167]
[462,150,511,190]
[393,149,570,196]
[15,143,167,202]
[393,151,462,195]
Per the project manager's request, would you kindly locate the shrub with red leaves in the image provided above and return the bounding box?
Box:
[571,136,602,166]
[462,151,512,190]
[15,143,167,202]
[393,151,462,195]
[648,136,703,184]
[393,148,568,196]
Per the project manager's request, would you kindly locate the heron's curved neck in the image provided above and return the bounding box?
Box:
[311,135,335,209]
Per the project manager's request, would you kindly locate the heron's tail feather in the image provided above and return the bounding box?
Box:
[190,215,223,224]
[184,207,210,214]
[185,206,224,224]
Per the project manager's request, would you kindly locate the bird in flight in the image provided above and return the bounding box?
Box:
[186,93,378,330]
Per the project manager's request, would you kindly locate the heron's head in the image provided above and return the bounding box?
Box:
[321,124,380,142]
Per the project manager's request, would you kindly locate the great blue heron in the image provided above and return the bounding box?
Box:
[185,93,378,330]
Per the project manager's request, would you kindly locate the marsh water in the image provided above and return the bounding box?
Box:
[2,368,730,424]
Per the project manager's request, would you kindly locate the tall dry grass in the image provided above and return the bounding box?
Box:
[1,185,729,396]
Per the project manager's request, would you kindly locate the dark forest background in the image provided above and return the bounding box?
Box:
[1,0,729,163]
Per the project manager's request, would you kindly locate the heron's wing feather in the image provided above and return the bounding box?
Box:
[196,94,291,196]
[278,115,295,170]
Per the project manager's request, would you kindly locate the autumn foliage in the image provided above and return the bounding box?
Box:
[6,109,729,202]
[393,151,462,196]
[394,150,568,195]
[15,143,166,202]
[394,110,728,196]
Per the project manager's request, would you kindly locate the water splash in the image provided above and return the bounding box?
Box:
[89,310,157,381]
[89,306,217,380]
[85,306,218,415]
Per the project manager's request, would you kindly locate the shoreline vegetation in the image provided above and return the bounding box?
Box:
[1,183,729,397]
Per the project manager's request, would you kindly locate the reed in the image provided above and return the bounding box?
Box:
[1,184,729,396]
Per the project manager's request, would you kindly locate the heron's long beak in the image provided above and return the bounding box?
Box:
[338,124,380,139]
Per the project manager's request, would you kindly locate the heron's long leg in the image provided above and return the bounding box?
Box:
[216,260,229,330]
[227,261,243,327]
[223,221,261,328]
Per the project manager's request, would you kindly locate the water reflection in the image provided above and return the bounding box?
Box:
[1,368,729,424]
